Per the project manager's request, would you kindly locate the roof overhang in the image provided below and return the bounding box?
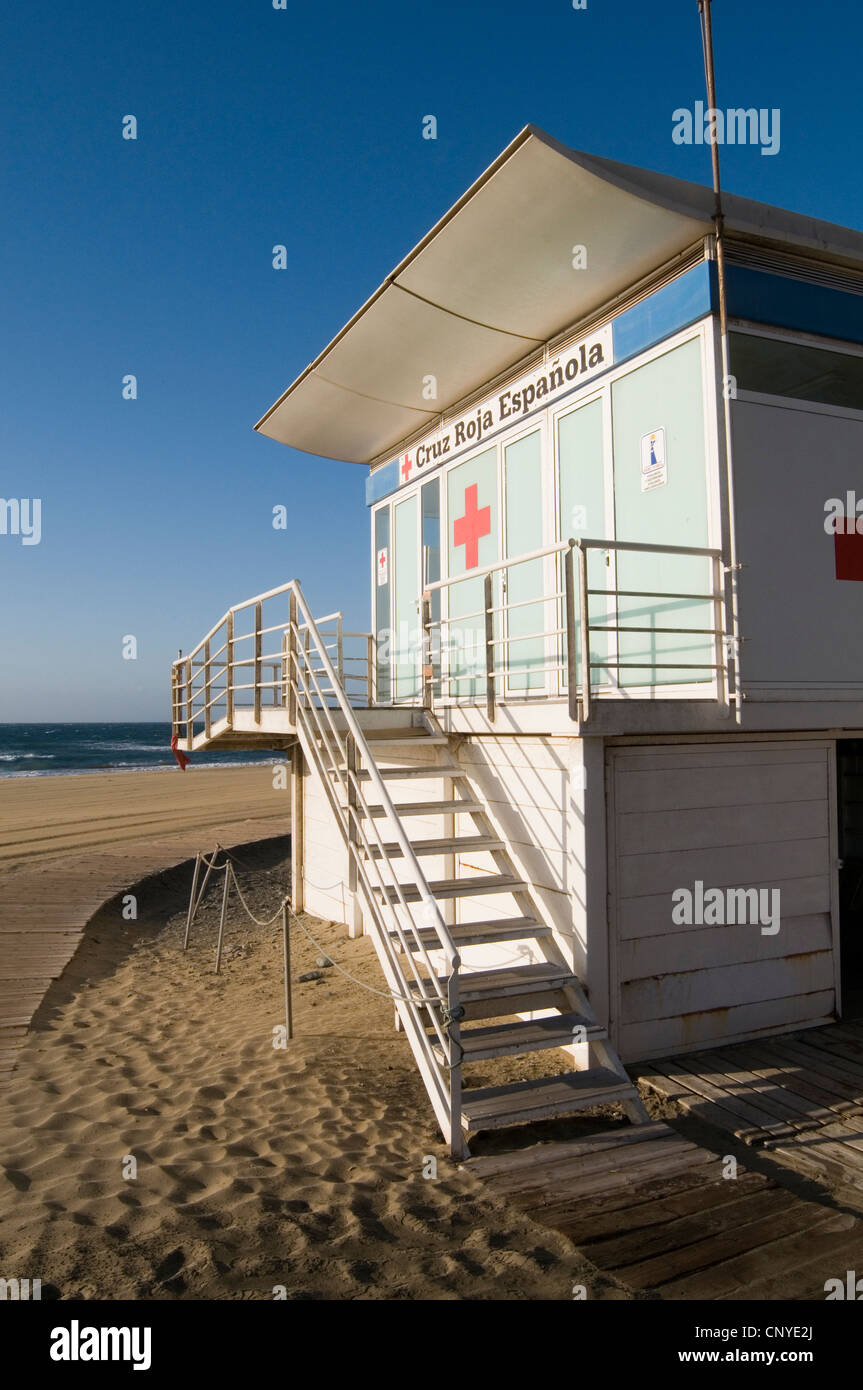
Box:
[255,124,863,466]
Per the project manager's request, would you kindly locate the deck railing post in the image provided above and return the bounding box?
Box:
[203,639,212,740]
[483,572,495,722]
[712,553,728,709]
[254,601,263,723]
[367,633,375,706]
[185,658,193,749]
[345,732,358,894]
[288,592,298,727]
[576,541,591,724]
[564,541,579,721]
[421,589,433,712]
[225,612,235,730]
[337,613,344,686]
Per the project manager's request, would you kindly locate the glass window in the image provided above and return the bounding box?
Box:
[730,332,863,410]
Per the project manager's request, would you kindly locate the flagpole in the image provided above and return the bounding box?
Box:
[698,0,741,722]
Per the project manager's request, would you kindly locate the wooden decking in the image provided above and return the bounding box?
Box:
[0,766,289,1081]
[638,1020,863,1194]
[468,1120,863,1299]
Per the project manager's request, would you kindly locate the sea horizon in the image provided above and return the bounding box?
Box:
[0,722,278,778]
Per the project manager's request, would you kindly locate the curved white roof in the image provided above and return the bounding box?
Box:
[255,124,863,466]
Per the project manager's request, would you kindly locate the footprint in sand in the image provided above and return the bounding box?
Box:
[3,1167,31,1192]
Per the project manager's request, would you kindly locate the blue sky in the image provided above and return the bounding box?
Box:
[1,0,861,718]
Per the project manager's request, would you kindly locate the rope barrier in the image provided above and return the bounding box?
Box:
[183,844,451,1018]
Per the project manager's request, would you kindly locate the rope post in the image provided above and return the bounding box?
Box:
[282,903,293,1041]
[214,860,231,974]
[184,853,202,951]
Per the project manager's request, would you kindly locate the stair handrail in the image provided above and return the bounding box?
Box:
[288,581,459,972]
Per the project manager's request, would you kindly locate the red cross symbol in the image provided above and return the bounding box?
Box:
[378,550,386,571]
[453,484,491,570]
[400,453,413,483]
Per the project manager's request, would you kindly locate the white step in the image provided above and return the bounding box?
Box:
[360,798,484,818]
[461,1068,638,1133]
[415,961,575,1004]
[375,873,527,904]
[368,834,504,860]
[436,1012,605,1063]
[390,915,550,951]
[341,764,465,781]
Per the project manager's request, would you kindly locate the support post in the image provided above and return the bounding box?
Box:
[366,633,375,706]
[483,572,495,721]
[291,742,304,913]
[254,601,263,724]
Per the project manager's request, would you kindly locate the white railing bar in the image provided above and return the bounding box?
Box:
[425,540,571,592]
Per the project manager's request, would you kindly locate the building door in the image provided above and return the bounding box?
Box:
[837,740,863,1016]
[503,428,545,694]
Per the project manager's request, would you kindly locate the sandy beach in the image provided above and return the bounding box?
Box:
[0,771,618,1301]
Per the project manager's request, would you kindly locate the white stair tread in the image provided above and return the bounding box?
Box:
[349,764,465,780]
[363,732,448,745]
[390,916,550,951]
[369,835,504,859]
[360,798,483,818]
[438,1012,604,1063]
[416,961,575,1001]
[461,1068,636,1130]
[375,873,527,903]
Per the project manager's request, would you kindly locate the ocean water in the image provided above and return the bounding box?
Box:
[0,724,279,778]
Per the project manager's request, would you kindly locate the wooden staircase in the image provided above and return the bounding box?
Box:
[320,713,649,1151]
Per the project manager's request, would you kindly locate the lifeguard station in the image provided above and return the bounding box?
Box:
[172,126,863,1158]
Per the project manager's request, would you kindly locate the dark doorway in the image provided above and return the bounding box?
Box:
[836,740,863,1017]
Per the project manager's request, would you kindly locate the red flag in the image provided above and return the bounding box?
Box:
[170,734,191,771]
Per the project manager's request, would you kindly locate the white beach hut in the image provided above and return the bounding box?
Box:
[173,126,863,1156]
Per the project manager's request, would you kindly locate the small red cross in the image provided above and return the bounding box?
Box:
[378,550,386,570]
[453,484,491,569]
[835,523,863,580]
[401,453,413,483]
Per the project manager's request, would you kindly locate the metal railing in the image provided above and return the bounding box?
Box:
[171,581,465,1156]
[170,585,373,749]
[421,536,727,722]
